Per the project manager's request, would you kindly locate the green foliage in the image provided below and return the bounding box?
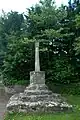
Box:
[3,78,28,86]
[75,15,80,27]
[53,59,74,83]
[0,11,24,69]
[1,11,24,35]
[74,37,80,55]
[48,83,80,95]
[74,15,80,56]
[2,37,34,85]
[26,0,67,38]
[0,11,26,85]
[46,57,76,84]
[1,0,80,85]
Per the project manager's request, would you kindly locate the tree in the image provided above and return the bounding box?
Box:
[0,11,25,85]
[58,0,80,82]
[0,11,24,67]
[2,1,67,85]
[25,0,75,84]
[2,0,80,85]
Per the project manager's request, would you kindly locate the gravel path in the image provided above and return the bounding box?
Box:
[0,88,10,120]
[0,102,6,120]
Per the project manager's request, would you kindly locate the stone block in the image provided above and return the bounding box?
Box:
[30,71,45,84]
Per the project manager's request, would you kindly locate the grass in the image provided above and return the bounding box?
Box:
[4,112,80,120]
[4,95,80,120]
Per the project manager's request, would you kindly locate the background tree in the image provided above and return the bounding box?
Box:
[0,11,24,67]
[0,11,25,85]
[24,0,74,84]
[1,0,80,85]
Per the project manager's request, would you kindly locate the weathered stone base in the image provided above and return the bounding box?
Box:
[30,71,45,84]
[6,84,72,113]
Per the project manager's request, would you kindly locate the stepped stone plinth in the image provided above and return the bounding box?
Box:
[6,71,72,113]
[6,41,72,113]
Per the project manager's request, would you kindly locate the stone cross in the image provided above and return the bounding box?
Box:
[6,40,72,113]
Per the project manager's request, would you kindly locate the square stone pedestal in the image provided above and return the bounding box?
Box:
[30,71,45,84]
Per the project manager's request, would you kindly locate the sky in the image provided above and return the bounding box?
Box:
[0,0,68,13]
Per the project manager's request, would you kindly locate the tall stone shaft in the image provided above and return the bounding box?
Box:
[35,41,40,71]
[30,41,45,85]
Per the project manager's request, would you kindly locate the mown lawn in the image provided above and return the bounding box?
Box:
[4,95,80,120]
